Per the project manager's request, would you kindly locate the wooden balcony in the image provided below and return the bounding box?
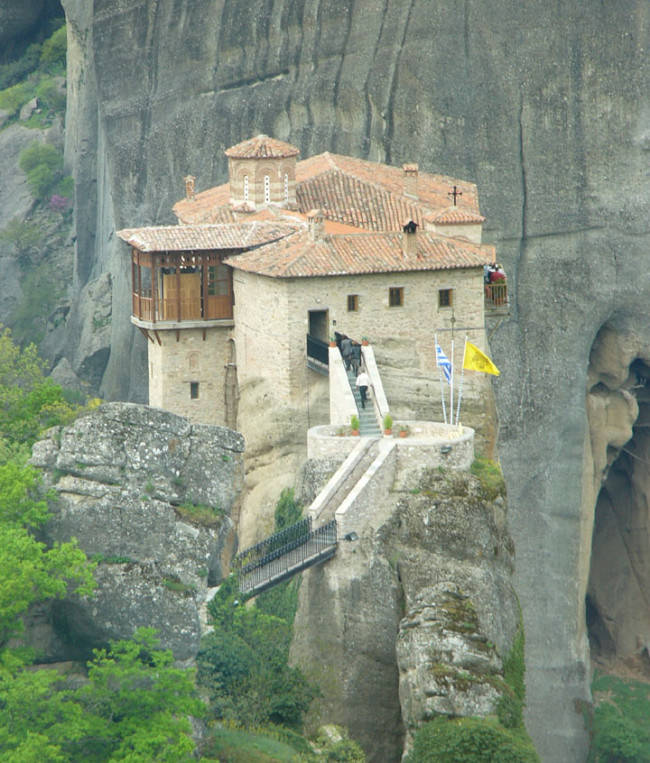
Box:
[484,282,509,315]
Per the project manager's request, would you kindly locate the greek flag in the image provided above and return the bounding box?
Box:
[435,343,452,383]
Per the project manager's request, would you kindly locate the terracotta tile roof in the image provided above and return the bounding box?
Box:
[224,134,300,159]
[225,229,494,278]
[428,206,486,224]
[117,222,296,252]
[173,149,484,230]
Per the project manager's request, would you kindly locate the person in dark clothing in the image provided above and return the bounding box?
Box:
[350,341,362,375]
[340,337,353,370]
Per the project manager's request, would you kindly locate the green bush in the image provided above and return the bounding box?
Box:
[0,44,42,91]
[40,25,67,70]
[590,672,650,762]
[35,77,65,113]
[0,82,30,116]
[407,717,539,763]
[274,486,302,530]
[470,457,506,500]
[19,141,64,200]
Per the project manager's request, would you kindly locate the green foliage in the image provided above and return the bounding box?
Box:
[0,82,31,116]
[40,26,67,71]
[200,491,316,732]
[407,717,539,763]
[0,44,42,92]
[383,413,393,431]
[201,724,305,761]
[350,414,360,431]
[0,460,95,647]
[274,487,302,530]
[502,623,526,703]
[35,76,65,113]
[0,328,79,447]
[175,501,224,528]
[0,217,42,261]
[470,457,506,500]
[0,628,204,761]
[590,672,650,762]
[19,141,64,201]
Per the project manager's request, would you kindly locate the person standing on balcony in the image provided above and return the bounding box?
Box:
[356,370,370,408]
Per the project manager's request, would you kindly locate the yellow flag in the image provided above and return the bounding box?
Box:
[463,341,500,375]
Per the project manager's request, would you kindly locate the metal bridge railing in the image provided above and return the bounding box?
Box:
[232,518,312,575]
[237,519,338,594]
[307,333,329,365]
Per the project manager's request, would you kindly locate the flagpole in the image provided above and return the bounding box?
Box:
[435,334,448,424]
[450,339,454,429]
[455,335,467,426]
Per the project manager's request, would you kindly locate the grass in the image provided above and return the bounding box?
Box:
[175,501,224,528]
[201,725,305,761]
[470,457,506,500]
[162,576,196,594]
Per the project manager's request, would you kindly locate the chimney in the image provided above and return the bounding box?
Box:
[402,219,418,256]
[184,175,196,200]
[403,163,418,198]
[307,208,325,241]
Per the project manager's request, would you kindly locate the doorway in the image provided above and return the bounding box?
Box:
[308,309,329,343]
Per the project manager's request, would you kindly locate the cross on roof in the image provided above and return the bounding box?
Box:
[448,185,462,206]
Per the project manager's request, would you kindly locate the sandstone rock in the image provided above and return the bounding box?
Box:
[19,97,38,122]
[291,468,519,762]
[29,402,244,661]
[56,2,649,759]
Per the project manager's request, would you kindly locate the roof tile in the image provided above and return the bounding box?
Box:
[224,134,300,159]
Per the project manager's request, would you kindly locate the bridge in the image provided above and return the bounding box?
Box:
[232,517,338,596]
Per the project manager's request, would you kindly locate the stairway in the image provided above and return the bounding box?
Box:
[346,368,381,436]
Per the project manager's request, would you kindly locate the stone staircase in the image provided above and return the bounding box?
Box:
[346,368,382,436]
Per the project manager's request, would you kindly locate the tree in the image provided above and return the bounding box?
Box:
[19,141,64,201]
[0,630,204,762]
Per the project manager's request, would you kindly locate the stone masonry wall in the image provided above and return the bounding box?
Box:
[148,325,232,425]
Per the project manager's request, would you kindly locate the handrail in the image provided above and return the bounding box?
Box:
[232,517,312,573]
[237,519,338,594]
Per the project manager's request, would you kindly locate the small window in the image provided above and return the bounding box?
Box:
[438,288,453,308]
[190,382,199,399]
[389,287,404,307]
[264,175,270,203]
[347,294,359,312]
[243,175,249,202]
[284,173,289,202]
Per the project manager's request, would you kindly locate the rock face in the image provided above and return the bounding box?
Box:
[29,402,244,662]
[290,468,520,761]
[49,1,649,759]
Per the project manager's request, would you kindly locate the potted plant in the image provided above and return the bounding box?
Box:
[383,413,393,436]
[329,335,337,347]
[398,424,409,438]
[350,414,360,436]
[361,336,369,346]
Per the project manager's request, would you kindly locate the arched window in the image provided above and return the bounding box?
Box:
[243,175,249,202]
[264,175,270,204]
[284,173,289,203]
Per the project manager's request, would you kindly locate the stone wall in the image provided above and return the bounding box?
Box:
[147,325,232,425]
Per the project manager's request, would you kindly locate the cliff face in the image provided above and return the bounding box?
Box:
[29,402,244,662]
[53,1,649,760]
[290,467,520,762]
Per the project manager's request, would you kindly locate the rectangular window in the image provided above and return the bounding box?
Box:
[347,294,359,312]
[389,287,404,307]
[190,382,199,399]
[438,288,453,308]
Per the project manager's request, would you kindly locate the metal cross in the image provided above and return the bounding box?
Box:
[448,185,462,206]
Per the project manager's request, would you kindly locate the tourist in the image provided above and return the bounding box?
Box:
[356,370,370,409]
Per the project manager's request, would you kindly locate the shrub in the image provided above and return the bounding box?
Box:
[0,44,42,91]
[19,141,64,201]
[0,218,42,259]
[40,25,67,70]
[407,717,539,763]
[470,457,506,500]
[35,77,65,113]
[0,82,30,116]
[383,413,393,431]
[350,414,360,431]
[274,486,302,530]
